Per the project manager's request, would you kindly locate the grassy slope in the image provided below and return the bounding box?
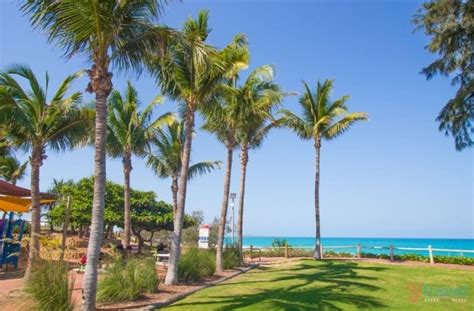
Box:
[164,260,473,310]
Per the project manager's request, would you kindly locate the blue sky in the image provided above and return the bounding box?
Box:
[1,0,472,238]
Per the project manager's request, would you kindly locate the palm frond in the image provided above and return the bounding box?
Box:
[188,161,222,180]
[324,112,369,140]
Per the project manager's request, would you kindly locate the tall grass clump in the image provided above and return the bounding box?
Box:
[178,247,215,282]
[97,257,158,303]
[223,246,240,269]
[26,259,74,311]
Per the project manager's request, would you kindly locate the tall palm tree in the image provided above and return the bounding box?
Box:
[280,79,368,259]
[233,65,285,259]
[20,1,170,307]
[0,64,92,279]
[202,101,240,274]
[201,38,249,274]
[0,156,28,185]
[149,10,246,284]
[107,82,173,250]
[147,120,221,218]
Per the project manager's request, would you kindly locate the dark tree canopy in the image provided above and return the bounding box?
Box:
[414,0,474,150]
[48,177,185,237]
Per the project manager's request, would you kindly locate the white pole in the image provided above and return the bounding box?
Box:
[428,245,434,264]
[232,199,235,246]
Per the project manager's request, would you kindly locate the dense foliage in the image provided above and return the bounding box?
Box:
[178,247,216,282]
[97,257,158,303]
[223,246,241,269]
[47,177,191,245]
[26,260,74,311]
[413,0,474,150]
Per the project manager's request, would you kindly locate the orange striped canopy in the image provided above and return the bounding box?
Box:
[0,180,57,213]
[0,196,56,213]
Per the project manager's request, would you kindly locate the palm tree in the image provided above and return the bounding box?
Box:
[107,82,173,250]
[147,120,221,219]
[201,38,249,274]
[0,128,12,157]
[0,64,92,279]
[233,65,285,259]
[202,100,240,274]
[0,156,28,185]
[149,10,246,284]
[20,1,170,307]
[280,79,368,259]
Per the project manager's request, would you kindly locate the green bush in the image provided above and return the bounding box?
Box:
[324,250,354,258]
[26,259,74,311]
[360,252,474,265]
[271,238,289,248]
[178,247,215,282]
[223,247,240,269]
[97,257,158,303]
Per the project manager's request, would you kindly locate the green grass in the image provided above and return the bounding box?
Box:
[163,259,474,310]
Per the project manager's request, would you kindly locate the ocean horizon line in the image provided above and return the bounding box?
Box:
[239,235,474,240]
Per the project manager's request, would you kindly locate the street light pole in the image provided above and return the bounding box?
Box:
[230,192,236,246]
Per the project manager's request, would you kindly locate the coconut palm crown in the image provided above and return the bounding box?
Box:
[0,156,28,185]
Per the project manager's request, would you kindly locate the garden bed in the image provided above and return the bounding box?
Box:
[97,266,255,310]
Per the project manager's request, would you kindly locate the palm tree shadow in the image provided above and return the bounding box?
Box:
[175,260,388,310]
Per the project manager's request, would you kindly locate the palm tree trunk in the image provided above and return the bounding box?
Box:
[236,144,249,261]
[123,152,132,250]
[216,144,234,274]
[314,138,322,260]
[24,143,42,281]
[171,175,179,222]
[165,106,195,285]
[82,62,112,310]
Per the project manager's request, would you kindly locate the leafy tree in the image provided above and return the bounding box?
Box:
[49,178,123,237]
[0,156,28,185]
[413,0,473,150]
[149,10,245,284]
[48,177,191,253]
[280,80,368,259]
[107,81,173,249]
[146,120,221,219]
[130,190,174,252]
[20,1,171,307]
[0,65,92,279]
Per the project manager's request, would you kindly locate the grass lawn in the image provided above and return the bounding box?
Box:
[164,259,473,310]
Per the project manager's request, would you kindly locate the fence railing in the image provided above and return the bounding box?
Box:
[242,244,474,264]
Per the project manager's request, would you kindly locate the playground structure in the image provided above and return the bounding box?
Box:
[0,180,55,270]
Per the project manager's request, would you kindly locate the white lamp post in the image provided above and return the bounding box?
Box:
[230,192,236,246]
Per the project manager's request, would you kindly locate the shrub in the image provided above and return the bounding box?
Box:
[26,259,74,311]
[223,246,240,269]
[324,250,355,258]
[40,235,61,250]
[178,247,215,282]
[97,257,158,303]
[271,238,289,248]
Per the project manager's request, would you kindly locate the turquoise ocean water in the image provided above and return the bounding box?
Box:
[230,237,474,258]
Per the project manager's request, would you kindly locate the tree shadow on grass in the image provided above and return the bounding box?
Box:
[174,260,388,310]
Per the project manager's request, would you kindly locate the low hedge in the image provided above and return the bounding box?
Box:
[243,247,474,265]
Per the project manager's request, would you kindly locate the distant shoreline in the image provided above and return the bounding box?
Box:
[241,235,474,240]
